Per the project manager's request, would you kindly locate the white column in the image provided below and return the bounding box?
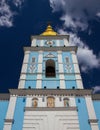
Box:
[71,51,83,89]
[63,38,69,46]
[3,96,17,130]
[58,51,65,89]
[85,96,99,130]
[36,51,43,88]
[31,39,36,46]
[18,51,30,89]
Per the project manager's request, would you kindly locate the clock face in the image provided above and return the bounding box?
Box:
[46,40,54,45]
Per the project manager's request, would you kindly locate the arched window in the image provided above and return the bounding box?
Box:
[63,98,69,107]
[47,96,55,107]
[32,98,38,107]
[45,59,56,77]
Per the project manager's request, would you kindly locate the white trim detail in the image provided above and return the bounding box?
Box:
[31,39,36,46]
[71,51,83,89]
[18,51,30,89]
[3,96,17,130]
[85,96,99,130]
[36,51,43,88]
[58,51,65,89]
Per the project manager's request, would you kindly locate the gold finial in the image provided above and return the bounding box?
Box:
[41,23,57,36]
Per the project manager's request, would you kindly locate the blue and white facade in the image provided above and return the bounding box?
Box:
[0,26,100,130]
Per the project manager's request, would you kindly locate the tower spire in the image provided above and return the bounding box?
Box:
[41,23,57,36]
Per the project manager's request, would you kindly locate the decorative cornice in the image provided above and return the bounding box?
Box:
[4,119,14,123]
[24,107,77,111]
[9,89,92,96]
[92,94,100,100]
[31,35,69,41]
[88,119,98,123]
[24,46,77,53]
[0,94,10,100]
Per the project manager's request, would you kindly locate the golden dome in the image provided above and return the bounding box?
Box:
[41,24,57,36]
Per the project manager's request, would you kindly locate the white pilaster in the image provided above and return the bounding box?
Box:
[70,97,76,107]
[71,51,83,89]
[26,96,32,107]
[63,38,69,46]
[3,96,17,130]
[85,96,99,130]
[58,51,65,89]
[40,40,44,46]
[56,40,60,46]
[31,39,36,46]
[18,51,30,89]
[36,51,43,88]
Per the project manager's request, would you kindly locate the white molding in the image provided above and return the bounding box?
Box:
[3,96,17,130]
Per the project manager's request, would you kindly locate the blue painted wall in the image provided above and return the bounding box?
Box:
[76,97,91,130]
[42,79,60,89]
[11,97,26,130]
[62,52,77,89]
[62,52,74,73]
[0,100,9,130]
[65,80,77,89]
[93,100,100,128]
[25,52,38,89]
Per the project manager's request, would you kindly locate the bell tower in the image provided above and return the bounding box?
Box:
[18,24,83,90]
[2,24,99,130]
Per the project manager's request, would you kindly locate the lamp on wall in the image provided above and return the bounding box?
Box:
[57,86,59,89]
[28,86,31,89]
[44,86,46,89]
[72,86,75,89]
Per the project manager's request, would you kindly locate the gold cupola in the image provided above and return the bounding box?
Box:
[41,24,57,36]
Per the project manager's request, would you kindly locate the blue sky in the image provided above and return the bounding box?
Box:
[0,0,100,93]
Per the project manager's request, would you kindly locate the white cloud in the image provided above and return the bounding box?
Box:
[58,29,100,72]
[0,0,14,27]
[0,0,25,27]
[96,12,100,17]
[49,0,100,30]
[93,86,100,93]
[12,0,25,8]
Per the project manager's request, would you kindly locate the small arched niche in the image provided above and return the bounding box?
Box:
[32,98,38,107]
[45,59,56,77]
[63,97,69,107]
[47,96,55,108]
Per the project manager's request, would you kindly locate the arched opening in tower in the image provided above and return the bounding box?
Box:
[46,59,55,77]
